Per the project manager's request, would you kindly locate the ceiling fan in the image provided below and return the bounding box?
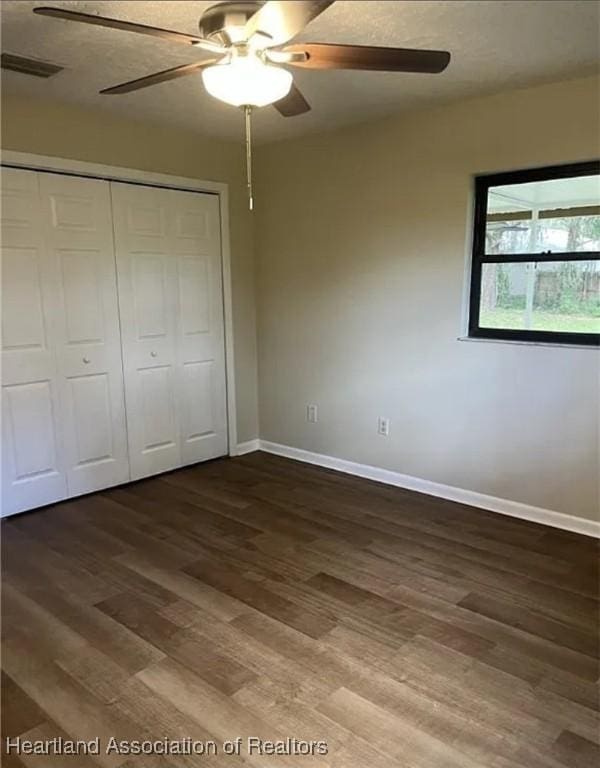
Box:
[33,1,451,207]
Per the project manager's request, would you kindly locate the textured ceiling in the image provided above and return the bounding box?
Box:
[1,1,599,144]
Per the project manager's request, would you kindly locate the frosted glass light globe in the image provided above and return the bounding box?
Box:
[202,54,292,107]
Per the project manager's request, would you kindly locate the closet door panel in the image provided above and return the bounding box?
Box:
[170,189,227,465]
[1,168,67,514]
[181,359,216,441]
[40,174,130,496]
[139,365,178,450]
[111,183,180,479]
[68,373,114,463]
[112,183,227,480]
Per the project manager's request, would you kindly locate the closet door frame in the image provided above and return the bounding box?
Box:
[1,151,238,461]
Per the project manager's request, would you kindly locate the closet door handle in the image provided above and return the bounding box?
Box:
[150,351,158,358]
[82,357,91,364]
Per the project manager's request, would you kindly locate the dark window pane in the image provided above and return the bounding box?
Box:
[479,261,600,333]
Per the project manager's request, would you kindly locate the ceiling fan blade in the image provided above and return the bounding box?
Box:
[273,83,311,117]
[283,43,451,73]
[33,7,203,45]
[244,1,334,47]
[100,60,219,95]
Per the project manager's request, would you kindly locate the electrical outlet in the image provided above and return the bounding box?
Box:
[306,404,318,423]
[378,417,390,436]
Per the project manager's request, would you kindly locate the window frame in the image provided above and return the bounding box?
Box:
[468,161,600,346]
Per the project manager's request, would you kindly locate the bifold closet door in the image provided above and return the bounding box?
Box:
[1,168,68,514]
[111,182,228,480]
[1,169,129,515]
[39,173,130,497]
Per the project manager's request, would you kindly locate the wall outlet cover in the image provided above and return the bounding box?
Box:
[378,417,390,436]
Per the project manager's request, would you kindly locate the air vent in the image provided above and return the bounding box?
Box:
[1,53,63,78]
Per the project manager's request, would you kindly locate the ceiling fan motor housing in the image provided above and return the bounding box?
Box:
[199,2,263,46]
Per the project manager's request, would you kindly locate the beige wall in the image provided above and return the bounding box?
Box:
[254,75,600,522]
[1,95,259,443]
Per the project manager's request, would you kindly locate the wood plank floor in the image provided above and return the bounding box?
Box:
[2,451,599,768]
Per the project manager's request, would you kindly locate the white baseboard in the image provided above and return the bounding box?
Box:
[256,440,600,539]
[234,439,261,456]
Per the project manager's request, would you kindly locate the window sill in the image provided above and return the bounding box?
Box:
[457,336,599,350]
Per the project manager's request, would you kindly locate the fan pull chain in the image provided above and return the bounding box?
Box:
[244,105,254,211]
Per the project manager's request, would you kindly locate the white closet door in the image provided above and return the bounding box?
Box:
[39,173,130,496]
[169,187,227,466]
[111,183,180,479]
[111,182,227,480]
[1,168,67,515]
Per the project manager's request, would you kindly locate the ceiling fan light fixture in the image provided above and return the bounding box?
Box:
[32,1,451,209]
[202,52,292,107]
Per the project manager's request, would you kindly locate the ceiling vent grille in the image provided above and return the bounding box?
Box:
[1,53,63,78]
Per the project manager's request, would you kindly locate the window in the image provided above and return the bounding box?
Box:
[469,161,600,346]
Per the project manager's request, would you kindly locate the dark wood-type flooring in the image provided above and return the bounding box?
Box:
[2,451,599,768]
